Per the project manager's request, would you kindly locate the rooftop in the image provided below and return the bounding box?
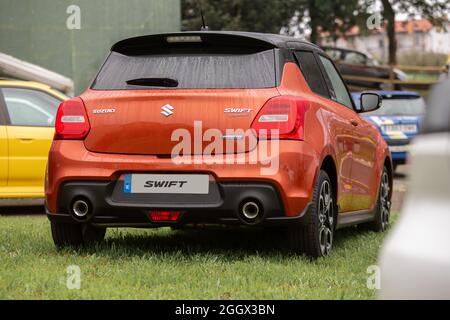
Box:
[112,31,320,53]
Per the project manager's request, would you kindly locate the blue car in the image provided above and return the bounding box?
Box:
[352,91,426,171]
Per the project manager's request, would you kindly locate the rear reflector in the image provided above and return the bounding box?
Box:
[54,97,90,140]
[61,116,85,123]
[251,96,307,140]
[258,114,289,123]
[148,211,181,222]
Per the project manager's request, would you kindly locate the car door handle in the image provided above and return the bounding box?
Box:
[18,138,34,142]
[350,120,359,127]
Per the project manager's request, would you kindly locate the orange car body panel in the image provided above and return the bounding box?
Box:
[46,62,389,219]
[82,88,279,155]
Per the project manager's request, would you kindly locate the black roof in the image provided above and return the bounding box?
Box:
[321,45,369,56]
[111,31,321,54]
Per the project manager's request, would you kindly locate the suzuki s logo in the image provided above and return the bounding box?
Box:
[161,104,174,117]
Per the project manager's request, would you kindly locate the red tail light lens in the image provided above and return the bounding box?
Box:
[251,96,307,140]
[148,211,181,222]
[54,97,90,140]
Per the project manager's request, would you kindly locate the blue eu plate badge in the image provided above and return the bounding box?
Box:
[124,175,132,193]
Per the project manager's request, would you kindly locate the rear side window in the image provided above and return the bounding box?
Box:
[92,50,276,90]
[318,55,354,109]
[294,51,329,97]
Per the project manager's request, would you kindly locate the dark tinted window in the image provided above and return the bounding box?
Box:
[319,55,353,109]
[294,51,329,97]
[92,50,276,90]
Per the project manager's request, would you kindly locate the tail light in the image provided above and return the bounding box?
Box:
[251,96,307,140]
[148,211,181,222]
[54,97,90,140]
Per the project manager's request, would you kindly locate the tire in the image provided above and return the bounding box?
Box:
[51,222,106,248]
[288,170,336,258]
[360,167,391,232]
[82,224,107,244]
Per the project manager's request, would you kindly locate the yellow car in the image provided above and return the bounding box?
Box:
[0,80,68,199]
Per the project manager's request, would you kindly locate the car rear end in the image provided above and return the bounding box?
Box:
[45,33,317,230]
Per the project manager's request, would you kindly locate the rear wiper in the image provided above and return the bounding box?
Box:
[126,77,179,88]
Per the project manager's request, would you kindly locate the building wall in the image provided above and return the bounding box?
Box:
[0,0,181,94]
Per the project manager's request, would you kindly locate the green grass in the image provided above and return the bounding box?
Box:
[0,214,396,300]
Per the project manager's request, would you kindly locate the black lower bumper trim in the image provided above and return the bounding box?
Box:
[47,180,311,228]
[46,203,311,228]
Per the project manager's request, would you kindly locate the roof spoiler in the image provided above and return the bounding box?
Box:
[111,32,278,56]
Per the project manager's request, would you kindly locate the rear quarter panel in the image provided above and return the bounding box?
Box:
[277,62,354,211]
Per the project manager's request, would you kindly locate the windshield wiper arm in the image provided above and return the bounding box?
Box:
[126,77,179,87]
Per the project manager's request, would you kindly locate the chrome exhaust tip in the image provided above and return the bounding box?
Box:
[241,201,261,220]
[72,199,90,218]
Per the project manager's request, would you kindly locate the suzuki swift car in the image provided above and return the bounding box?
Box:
[352,91,426,171]
[46,32,392,258]
[0,80,67,199]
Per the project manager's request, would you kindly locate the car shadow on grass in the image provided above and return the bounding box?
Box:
[78,225,374,260]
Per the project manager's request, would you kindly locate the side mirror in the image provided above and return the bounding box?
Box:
[358,92,382,113]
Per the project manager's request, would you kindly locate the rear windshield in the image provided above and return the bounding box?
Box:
[92,50,276,90]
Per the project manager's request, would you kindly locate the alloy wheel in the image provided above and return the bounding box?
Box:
[318,180,334,256]
[380,171,391,230]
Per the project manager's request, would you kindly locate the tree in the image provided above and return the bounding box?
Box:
[182,0,298,33]
[182,0,365,45]
[285,0,366,44]
[182,0,450,65]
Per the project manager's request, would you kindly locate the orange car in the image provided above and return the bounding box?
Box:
[46,32,392,257]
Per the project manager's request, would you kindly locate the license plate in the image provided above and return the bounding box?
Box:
[124,174,209,194]
[389,145,409,153]
[383,124,418,134]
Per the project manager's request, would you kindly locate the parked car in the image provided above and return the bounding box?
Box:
[0,80,68,199]
[46,32,392,258]
[321,46,407,89]
[379,79,450,299]
[352,91,426,171]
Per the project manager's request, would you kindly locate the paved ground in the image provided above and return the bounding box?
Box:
[0,165,410,216]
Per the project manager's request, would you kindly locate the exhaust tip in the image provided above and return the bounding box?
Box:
[72,199,90,218]
[239,200,263,224]
[242,201,260,220]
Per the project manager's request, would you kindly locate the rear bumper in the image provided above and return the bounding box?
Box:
[46,180,312,227]
[46,140,320,223]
